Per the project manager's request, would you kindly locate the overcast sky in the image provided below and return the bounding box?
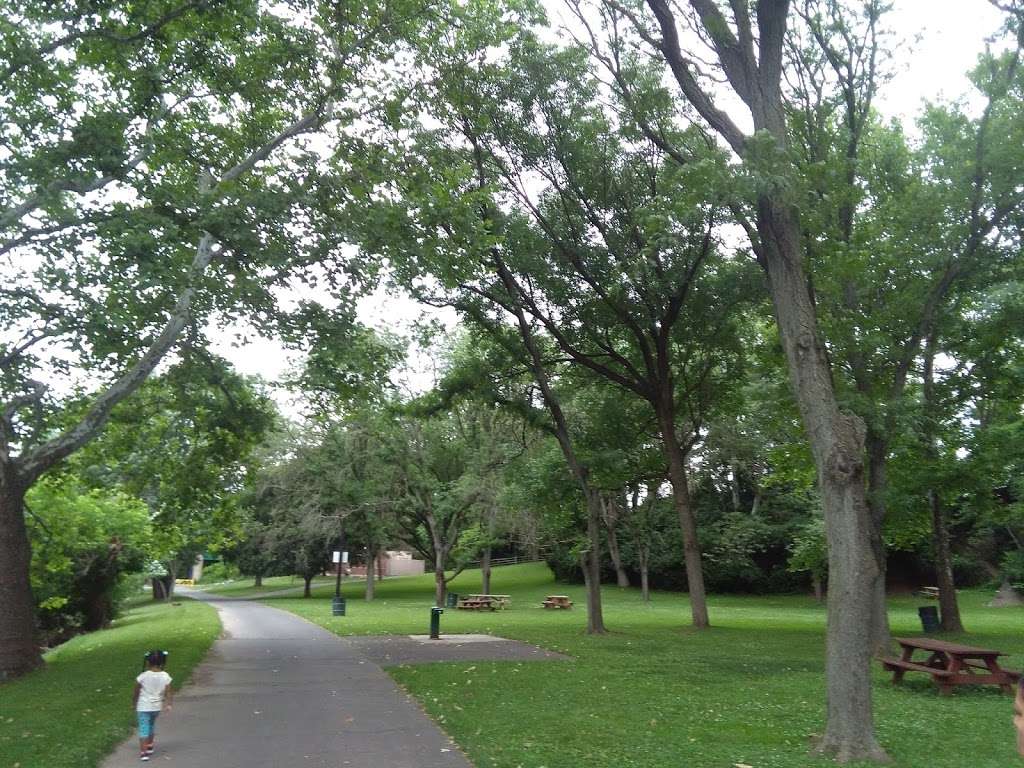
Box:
[212,0,1009,405]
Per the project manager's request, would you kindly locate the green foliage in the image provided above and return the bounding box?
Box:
[26,479,152,643]
[197,560,240,584]
[788,517,829,585]
[77,359,276,578]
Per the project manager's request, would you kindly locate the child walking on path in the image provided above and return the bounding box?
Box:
[132,651,173,762]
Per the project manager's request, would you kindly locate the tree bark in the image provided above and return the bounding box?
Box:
[864,431,892,653]
[759,198,886,763]
[152,575,174,601]
[303,574,313,598]
[729,458,742,512]
[923,335,964,632]
[490,254,606,633]
[254,573,263,588]
[0,471,41,679]
[658,409,709,627]
[606,524,629,588]
[639,544,650,602]
[481,546,492,595]
[602,496,630,588]
[634,0,889,757]
[481,504,496,595]
[434,563,446,607]
[929,489,964,632]
[583,489,605,634]
[365,547,376,601]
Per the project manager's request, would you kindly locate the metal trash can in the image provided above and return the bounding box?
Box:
[332,596,346,616]
[445,592,458,608]
[430,606,443,639]
[918,605,939,633]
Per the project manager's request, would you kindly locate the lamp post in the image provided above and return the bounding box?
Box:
[332,528,347,616]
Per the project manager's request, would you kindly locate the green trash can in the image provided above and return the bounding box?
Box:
[445,592,458,608]
[430,607,443,639]
[332,596,346,616]
[918,605,939,633]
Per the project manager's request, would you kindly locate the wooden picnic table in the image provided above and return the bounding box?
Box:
[456,597,495,610]
[542,594,573,609]
[882,637,1021,695]
[466,594,511,609]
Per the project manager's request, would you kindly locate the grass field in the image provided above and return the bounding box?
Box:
[194,573,337,597]
[268,563,1024,768]
[0,597,220,768]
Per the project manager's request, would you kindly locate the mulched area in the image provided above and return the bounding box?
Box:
[340,633,571,667]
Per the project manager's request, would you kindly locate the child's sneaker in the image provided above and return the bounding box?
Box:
[140,754,150,762]
[145,746,155,755]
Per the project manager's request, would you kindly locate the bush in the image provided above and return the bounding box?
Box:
[1000,549,1024,591]
[27,479,152,645]
[199,560,241,583]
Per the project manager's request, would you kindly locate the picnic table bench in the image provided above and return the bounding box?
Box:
[542,595,573,609]
[882,637,1021,695]
[467,594,510,609]
[456,594,510,610]
[916,586,940,599]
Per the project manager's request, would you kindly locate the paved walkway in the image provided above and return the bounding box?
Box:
[101,594,473,768]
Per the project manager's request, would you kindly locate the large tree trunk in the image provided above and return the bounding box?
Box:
[0,472,41,679]
[759,199,887,762]
[929,489,964,632]
[152,570,175,601]
[254,573,263,588]
[481,546,492,595]
[481,504,496,595]
[923,337,963,632]
[166,562,177,599]
[80,541,122,631]
[492,255,606,634]
[606,525,629,588]
[864,431,892,653]
[602,496,629,588]
[658,410,709,628]
[433,540,447,607]
[639,544,650,602]
[583,490,606,634]
[365,547,376,601]
[729,458,742,512]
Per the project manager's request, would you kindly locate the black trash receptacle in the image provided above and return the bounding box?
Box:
[430,606,444,639]
[332,596,346,616]
[918,605,939,633]
[445,592,458,608]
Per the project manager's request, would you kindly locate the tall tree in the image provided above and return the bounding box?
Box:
[0,0,438,678]
[430,328,611,632]
[578,0,891,758]
[422,37,758,627]
[791,10,1024,647]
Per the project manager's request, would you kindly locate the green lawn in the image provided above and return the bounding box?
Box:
[194,573,337,597]
[269,563,1024,768]
[0,597,220,768]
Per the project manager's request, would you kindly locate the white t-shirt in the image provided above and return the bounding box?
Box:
[136,670,172,712]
